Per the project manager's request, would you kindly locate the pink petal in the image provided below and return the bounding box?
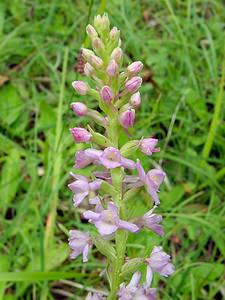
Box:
[73,192,89,207]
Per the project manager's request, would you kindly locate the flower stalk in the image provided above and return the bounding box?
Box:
[67,13,175,300]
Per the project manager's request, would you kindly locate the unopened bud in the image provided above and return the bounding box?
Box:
[94,14,110,33]
[72,81,89,95]
[100,86,113,103]
[71,102,88,116]
[109,27,120,40]
[119,109,135,129]
[70,127,91,143]
[86,24,98,38]
[84,63,94,77]
[130,92,141,108]
[107,59,118,77]
[90,55,103,68]
[125,76,142,93]
[82,48,95,61]
[111,47,123,63]
[127,61,143,76]
[92,37,104,51]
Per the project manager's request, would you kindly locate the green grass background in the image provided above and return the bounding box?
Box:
[0,0,224,299]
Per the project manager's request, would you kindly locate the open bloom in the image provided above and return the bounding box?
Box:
[86,293,105,300]
[68,174,102,207]
[146,246,175,284]
[140,138,160,156]
[136,207,164,236]
[118,271,156,300]
[83,202,139,236]
[70,127,91,143]
[74,147,135,170]
[136,160,165,205]
[99,147,135,169]
[68,230,92,262]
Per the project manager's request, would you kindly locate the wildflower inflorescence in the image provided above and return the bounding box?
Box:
[68,14,174,300]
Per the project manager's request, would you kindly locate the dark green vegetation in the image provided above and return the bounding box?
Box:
[0,0,224,299]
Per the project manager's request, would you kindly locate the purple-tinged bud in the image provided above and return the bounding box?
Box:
[130,92,141,108]
[92,37,104,51]
[84,63,94,77]
[106,59,118,76]
[100,86,113,103]
[82,48,95,61]
[72,81,89,95]
[109,26,120,40]
[119,109,135,129]
[111,47,123,63]
[70,127,91,143]
[86,24,98,38]
[90,55,103,68]
[127,61,143,76]
[125,76,142,93]
[71,102,88,116]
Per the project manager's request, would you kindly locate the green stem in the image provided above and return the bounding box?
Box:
[106,114,127,299]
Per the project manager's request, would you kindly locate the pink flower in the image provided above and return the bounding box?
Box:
[119,109,135,129]
[83,202,139,236]
[68,230,92,262]
[71,102,88,116]
[74,147,135,170]
[99,147,136,169]
[136,207,164,236]
[85,292,105,300]
[146,246,175,286]
[107,59,118,76]
[100,86,113,103]
[68,174,102,207]
[140,138,160,155]
[70,127,91,143]
[118,271,157,300]
[127,61,143,76]
[136,160,165,205]
[125,76,142,93]
[72,81,89,95]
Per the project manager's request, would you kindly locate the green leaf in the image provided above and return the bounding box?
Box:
[0,255,9,300]
[93,236,116,261]
[120,258,144,278]
[0,148,20,211]
[0,84,23,127]
[100,181,117,198]
[0,271,84,282]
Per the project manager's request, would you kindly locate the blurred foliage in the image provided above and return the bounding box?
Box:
[0,0,224,299]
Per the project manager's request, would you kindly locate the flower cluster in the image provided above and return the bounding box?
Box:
[67,14,174,300]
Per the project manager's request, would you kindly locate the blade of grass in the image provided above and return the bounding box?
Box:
[202,53,225,159]
[44,47,69,250]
